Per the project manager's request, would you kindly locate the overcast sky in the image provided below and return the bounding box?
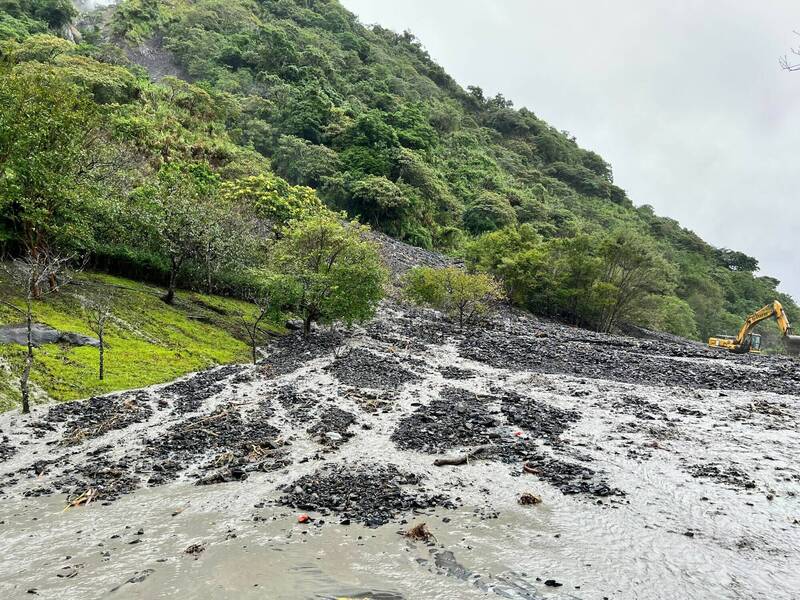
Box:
[342,0,800,299]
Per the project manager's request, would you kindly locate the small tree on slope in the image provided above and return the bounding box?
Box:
[271,215,386,336]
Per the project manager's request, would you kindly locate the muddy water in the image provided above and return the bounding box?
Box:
[1,316,799,599]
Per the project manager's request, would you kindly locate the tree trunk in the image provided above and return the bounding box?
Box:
[165,258,178,304]
[303,315,313,336]
[98,327,104,381]
[21,301,33,414]
[251,338,257,365]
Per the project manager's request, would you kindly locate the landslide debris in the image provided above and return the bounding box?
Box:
[327,347,422,390]
[391,387,500,452]
[142,402,285,485]
[307,407,356,447]
[162,365,246,414]
[261,330,343,377]
[279,464,454,526]
[41,391,153,446]
[459,317,800,395]
[500,391,579,442]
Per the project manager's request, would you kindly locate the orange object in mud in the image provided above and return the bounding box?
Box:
[297,514,310,523]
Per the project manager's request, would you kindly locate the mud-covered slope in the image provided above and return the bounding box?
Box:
[0,290,799,598]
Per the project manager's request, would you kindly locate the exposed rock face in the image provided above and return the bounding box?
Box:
[0,324,99,348]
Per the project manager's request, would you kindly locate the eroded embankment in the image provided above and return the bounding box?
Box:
[0,303,798,599]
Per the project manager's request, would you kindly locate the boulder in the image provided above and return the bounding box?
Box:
[0,324,99,348]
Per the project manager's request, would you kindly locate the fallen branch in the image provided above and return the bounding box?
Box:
[433,444,493,467]
[63,488,98,511]
[402,522,436,543]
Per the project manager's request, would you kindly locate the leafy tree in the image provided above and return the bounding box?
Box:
[348,175,410,234]
[271,215,386,335]
[133,163,218,304]
[463,191,517,235]
[0,67,100,269]
[272,134,343,187]
[596,231,675,333]
[220,174,323,233]
[23,0,75,29]
[403,266,503,330]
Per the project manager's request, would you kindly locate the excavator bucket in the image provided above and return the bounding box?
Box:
[783,335,800,355]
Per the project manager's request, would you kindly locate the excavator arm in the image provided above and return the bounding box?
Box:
[733,301,791,346]
[709,300,800,354]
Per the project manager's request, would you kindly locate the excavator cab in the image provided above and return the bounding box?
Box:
[747,333,762,353]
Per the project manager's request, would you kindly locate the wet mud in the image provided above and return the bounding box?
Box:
[1,293,799,599]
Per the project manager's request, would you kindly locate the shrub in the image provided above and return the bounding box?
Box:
[271,215,387,335]
[403,266,503,330]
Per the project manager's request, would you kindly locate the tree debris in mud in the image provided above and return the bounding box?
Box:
[44,392,153,446]
[143,403,287,485]
[518,492,542,505]
[402,522,436,542]
[433,444,494,467]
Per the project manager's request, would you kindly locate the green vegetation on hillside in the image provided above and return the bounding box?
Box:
[0,271,281,408]
[0,0,796,358]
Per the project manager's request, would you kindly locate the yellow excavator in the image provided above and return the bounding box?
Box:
[708,300,800,354]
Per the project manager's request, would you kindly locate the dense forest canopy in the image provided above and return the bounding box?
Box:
[0,0,797,346]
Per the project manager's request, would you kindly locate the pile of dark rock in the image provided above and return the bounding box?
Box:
[500,392,579,442]
[687,462,756,490]
[42,391,153,445]
[160,365,246,413]
[276,386,321,418]
[520,453,625,497]
[440,366,477,380]
[307,407,356,447]
[459,318,800,395]
[261,330,343,377]
[279,464,455,526]
[327,347,422,390]
[391,387,501,452]
[0,433,15,462]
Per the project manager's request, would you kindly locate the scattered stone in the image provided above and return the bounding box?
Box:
[687,463,756,490]
[518,492,542,505]
[184,543,205,558]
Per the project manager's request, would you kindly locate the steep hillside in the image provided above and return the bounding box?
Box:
[0,0,797,347]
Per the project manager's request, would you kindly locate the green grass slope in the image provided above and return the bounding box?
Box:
[0,271,280,410]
